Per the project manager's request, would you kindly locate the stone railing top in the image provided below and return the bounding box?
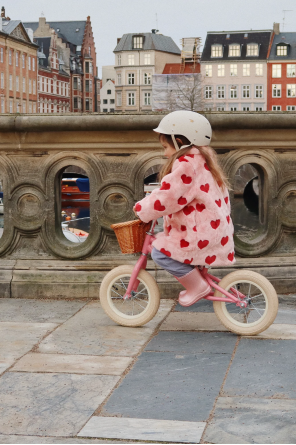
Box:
[1,112,296,132]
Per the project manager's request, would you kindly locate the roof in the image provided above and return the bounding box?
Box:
[201,31,272,61]
[1,19,21,35]
[34,37,50,66]
[23,20,86,46]
[163,62,200,74]
[269,32,296,60]
[114,33,180,55]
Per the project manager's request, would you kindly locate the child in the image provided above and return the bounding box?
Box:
[134,110,235,307]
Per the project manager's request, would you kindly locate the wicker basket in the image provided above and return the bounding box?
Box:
[111,219,151,254]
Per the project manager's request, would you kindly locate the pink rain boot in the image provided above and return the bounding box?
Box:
[175,268,211,307]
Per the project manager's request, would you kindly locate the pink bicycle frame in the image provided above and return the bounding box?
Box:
[123,220,247,308]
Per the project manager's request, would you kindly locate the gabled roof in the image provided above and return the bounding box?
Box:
[269,32,296,60]
[201,30,272,62]
[1,19,34,44]
[114,33,180,55]
[23,20,86,46]
[1,19,21,34]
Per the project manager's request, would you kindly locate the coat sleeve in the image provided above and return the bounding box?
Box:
[135,157,195,222]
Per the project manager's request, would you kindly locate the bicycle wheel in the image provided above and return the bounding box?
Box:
[213,270,278,336]
[100,265,160,327]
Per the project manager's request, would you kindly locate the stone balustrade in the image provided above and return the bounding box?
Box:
[0,112,296,298]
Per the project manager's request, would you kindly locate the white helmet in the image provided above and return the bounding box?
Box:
[153,110,212,151]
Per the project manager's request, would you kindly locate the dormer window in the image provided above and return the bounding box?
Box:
[247,43,259,56]
[244,33,248,38]
[228,44,240,57]
[211,44,223,58]
[277,44,288,56]
[133,35,143,49]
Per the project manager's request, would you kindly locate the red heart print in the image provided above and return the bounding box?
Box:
[181,225,186,231]
[217,181,222,188]
[181,174,192,184]
[200,184,210,193]
[204,163,210,171]
[168,214,172,218]
[193,226,197,232]
[183,205,195,216]
[215,199,221,207]
[211,219,220,230]
[226,215,230,224]
[228,252,234,262]
[224,197,229,204]
[161,248,171,257]
[184,258,193,264]
[180,239,189,248]
[205,255,216,265]
[167,225,172,233]
[178,156,188,163]
[198,239,209,249]
[134,203,141,211]
[221,236,229,246]
[186,154,194,158]
[154,200,166,211]
[178,196,187,205]
[160,181,170,190]
[196,203,206,212]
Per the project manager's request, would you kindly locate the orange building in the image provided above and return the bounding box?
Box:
[0,8,38,114]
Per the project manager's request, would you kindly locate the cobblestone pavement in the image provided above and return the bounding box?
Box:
[0,296,296,444]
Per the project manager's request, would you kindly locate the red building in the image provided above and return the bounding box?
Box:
[267,30,296,111]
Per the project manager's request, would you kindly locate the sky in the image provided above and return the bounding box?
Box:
[7,0,296,77]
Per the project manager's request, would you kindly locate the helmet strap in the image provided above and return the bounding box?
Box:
[171,134,180,151]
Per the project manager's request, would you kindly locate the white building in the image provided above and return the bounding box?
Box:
[100,79,115,112]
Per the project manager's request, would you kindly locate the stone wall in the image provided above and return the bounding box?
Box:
[1,112,296,297]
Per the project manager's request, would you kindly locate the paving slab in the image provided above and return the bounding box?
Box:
[0,322,58,375]
[145,331,237,354]
[0,436,120,444]
[273,307,296,324]
[249,323,296,339]
[204,396,296,444]
[79,416,206,443]
[174,300,214,313]
[0,299,86,323]
[223,338,296,398]
[11,353,133,375]
[160,312,228,331]
[102,351,232,422]
[38,301,172,357]
[0,372,119,437]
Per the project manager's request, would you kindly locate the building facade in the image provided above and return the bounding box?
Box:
[24,16,97,113]
[100,79,115,112]
[0,8,38,114]
[200,29,273,111]
[113,31,181,112]
[267,28,296,111]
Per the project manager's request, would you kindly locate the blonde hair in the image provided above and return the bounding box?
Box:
[158,134,230,190]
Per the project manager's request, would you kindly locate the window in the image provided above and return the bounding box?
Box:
[1,73,4,89]
[110,108,115,112]
[217,106,225,111]
[117,73,121,85]
[272,105,281,111]
[9,74,12,90]
[242,106,250,111]
[33,80,36,95]
[127,92,135,105]
[77,77,81,91]
[144,92,151,106]
[243,64,250,76]
[229,44,240,57]
[277,45,287,56]
[117,55,121,65]
[85,62,89,73]
[0,48,3,63]
[103,108,108,112]
[22,102,26,113]
[230,64,237,76]
[16,76,19,92]
[255,107,263,111]
[128,54,135,65]
[29,79,32,94]
[33,103,36,113]
[9,50,12,65]
[103,99,108,104]
[9,100,13,113]
[217,85,225,99]
[255,63,263,76]
[255,85,263,98]
[23,77,26,93]
[242,85,250,98]
[107,89,112,94]
[1,98,4,113]
[85,80,90,92]
[117,92,122,106]
[205,86,212,99]
[133,36,143,49]
[16,52,19,66]
[287,64,296,77]
[74,77,78,89]
[32,57,35,71]
[287,84,296,97]
[217,64,225,77]
[89,62,93,74]
[230,85,238,98]
[272,64,281,78]
[89,80,92,92]
[85,99,90,111]
[144,53,151,65]
[74,97,78,108]
[211,44,223,57]
[230,106,237,111]
[205,65,212,77]
[29,102,32,113]
[247,44,259,56]
[110,99,115,104]
[128,73,135,85]
[287,106,296,111]
[272,84,281,97]
[144,73,151,85]
[22,54,25,68]
[28,56,31,70]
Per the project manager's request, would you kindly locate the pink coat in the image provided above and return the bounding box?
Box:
[135,147,235,267]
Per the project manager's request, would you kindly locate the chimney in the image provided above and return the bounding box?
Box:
[39,16,46,28]
[273,22,280,35]
[117,37,121,44]
[1,7,5,18]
